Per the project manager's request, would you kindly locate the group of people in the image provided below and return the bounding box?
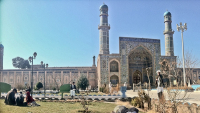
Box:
[4,87,40,106]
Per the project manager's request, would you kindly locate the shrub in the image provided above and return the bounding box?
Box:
[196,87,200,91]
[103,87,109,94]
[77,75,89,90]
[34,86,38,90]
[52,87,56,91]
[36,82,43,90]
[167,86,193,91]
[99,87,102,92]
[131,98,140,107]
[130,90,151,109]
[101,87,105,92]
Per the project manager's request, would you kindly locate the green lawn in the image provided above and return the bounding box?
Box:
[0,99,117,113]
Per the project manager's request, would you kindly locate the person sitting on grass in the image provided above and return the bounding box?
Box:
[16,92,27,106]
[26,91,40,106]
[4,88,17,105]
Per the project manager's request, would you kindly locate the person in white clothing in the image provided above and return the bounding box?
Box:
[124,82,127,87]
[109,82,112,94]
[155,70,165,99]
[70,82,76,99]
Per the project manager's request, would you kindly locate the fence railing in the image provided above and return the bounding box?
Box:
[133,83,153,92]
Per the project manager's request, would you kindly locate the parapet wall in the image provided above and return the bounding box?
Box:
[151,98,200,113]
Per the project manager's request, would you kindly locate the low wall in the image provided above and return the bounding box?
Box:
[151,98,200,113]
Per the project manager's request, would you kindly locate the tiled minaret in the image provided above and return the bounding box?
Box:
[163,11,174,56]
[98,3,110,54]
[0,44,4,70]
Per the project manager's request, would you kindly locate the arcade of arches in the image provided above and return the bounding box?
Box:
[128,46,153,87]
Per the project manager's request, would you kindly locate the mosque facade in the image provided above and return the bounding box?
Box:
[0,4,200,89]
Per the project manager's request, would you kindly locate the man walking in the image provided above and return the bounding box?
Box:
[155,70,164,100]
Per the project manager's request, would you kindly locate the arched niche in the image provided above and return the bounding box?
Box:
[110,75,119,84]
[110,61,119,72]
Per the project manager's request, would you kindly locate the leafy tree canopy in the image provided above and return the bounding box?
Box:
[77,75,89,90]
[36,82,43,90]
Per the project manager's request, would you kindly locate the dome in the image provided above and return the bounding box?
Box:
[164,11,171,16]
[99,4,108,10]
[0,44,4,48]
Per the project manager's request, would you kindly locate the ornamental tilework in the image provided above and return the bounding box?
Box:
[23,73,29,81]
[33,75,37,84]
[71,72,78,82]
[80,72,87,77]
[63,73,70,84]
[89,73,95,79]
[39,74,44,82]
[119,37,161,84]
[99,55,110,84]
[160,56,177,74]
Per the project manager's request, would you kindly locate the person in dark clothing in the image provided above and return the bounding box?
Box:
[70,82,76,99]
[26,86,31,92]
[155,70,165,100]
[4,88,17,105]
[16,92,27,106]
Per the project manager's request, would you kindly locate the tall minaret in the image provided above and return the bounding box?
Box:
[0,44,4,70]
[163,11,174,56]
[98,3,110,54]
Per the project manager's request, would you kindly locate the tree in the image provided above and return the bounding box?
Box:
[34,86,38,90]
[159,57,181,87]
[35,82,43,90]
[77,75,89,90]
[12,57,31,69]
[16,83,25,90]
[50,74,62,91]
[178,51,200,84]
[156,85,192,113]
[146,67,152,95]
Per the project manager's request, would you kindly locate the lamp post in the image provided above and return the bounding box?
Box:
[29,52,37,97]
[41,61,48,98]
[177,22,187,86]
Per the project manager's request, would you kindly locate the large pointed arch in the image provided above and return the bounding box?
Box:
[128,45,153,87]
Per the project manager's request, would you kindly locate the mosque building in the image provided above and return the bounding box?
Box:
[0,4,200,89]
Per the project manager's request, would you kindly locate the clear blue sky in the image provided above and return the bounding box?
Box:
[1,0,200,69]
